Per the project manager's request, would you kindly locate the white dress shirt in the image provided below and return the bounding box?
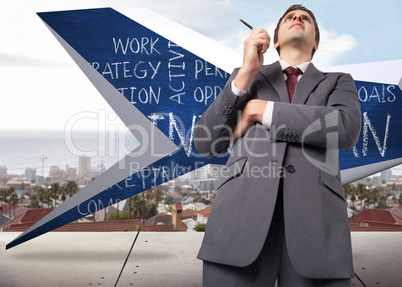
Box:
[231,59,311,129]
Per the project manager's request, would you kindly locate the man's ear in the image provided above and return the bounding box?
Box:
[274,42,280,49]
[313,42,318,51]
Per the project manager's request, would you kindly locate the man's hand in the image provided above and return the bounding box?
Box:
[234,28,270,92]
[232,99,268,143]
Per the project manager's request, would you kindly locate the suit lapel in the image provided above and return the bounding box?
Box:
[260,62,327,105]
[260,61,290,104]
[292,63,327,105]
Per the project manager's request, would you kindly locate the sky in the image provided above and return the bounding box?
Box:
[0,0,401,131]
[0,0,401,174]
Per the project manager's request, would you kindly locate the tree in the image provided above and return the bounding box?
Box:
[364,189,373,209]
[9,192,19,218]
[127,195,133,220]
[131,195,143,219]
[377,200,388,209]
[145,189,153,202]
[164,204,174,213]
[343,184,353,200]
[349,186,357,213]
[64,181,79,199]
[60,186,67,203]
[6,187,15,217]
[49,182,60,207]
[36,187,46,208]
[0,188,5,214]
[44,188,53,208]
[28,199,41,209]
[193,223,206,232]
[106,197,158,221]
[153,188,163,207]
[174,186,182,195]
[203,199,211,205]
[107,210,130,221]
[371,188,380,209]
[357,183,367,210]
[146,203,158,218]
[164,195,173,205]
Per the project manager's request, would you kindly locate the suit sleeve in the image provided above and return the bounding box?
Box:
[194,68,247,158]
[271,73,361,151]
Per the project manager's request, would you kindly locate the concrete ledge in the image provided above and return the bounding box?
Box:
[0,232,401,286]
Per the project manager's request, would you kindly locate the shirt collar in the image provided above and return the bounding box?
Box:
[279,59,311,74]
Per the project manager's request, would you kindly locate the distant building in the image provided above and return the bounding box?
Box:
[385,180,402,192]
[0,166,7,175]
[182,205,212,232]
[371,176,381,185]
[381,169,392,183]
[65,165,77,177]
[79,156,91,177]
[353,177,371,186]
[196,205,212,224]
[191,164,223,192]
[6,179,32,192]
[49,166,60,178]
[90,163,106,178]
[49,166,66,182]
[25,167,36,182]
[172,203,187,231]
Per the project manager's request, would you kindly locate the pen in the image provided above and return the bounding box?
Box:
[240,19,253,30]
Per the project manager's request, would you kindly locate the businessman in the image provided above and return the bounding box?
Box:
[194,4,361,287]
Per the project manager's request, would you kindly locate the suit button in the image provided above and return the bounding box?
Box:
[294,135,300,142]
[286,165,295,173]
[280,133,286,140]
[289,135,295,141]
[285,134,290,141]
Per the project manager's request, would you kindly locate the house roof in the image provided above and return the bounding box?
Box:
[1,208,175,232]
[1,204,26,217]
[182,197,194,204]
[174,203,183,211]
[390,205,402,222]
[181,209,196,219]
[20,208,53,223]
[197,205,212,218]
[144,213,172,226]
[1,208,53,230]
[350,208,402,231]
[0,213,10,226]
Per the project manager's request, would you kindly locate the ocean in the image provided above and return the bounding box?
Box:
[0,129,138,177]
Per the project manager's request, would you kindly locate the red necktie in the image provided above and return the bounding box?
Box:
[284,67,302,102]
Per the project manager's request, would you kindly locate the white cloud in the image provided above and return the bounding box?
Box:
[0,52,65,67]
[228,22,357,68]
[103,0,238,41]
[0,0,358,130]
[0,1,101,66]
[312,27,357,68]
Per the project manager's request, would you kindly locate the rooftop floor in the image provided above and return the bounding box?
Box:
[0,232,401,286]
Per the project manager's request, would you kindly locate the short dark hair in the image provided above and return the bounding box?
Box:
[273,4,320,57]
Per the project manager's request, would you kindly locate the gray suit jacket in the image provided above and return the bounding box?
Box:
[194,61,361,279]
